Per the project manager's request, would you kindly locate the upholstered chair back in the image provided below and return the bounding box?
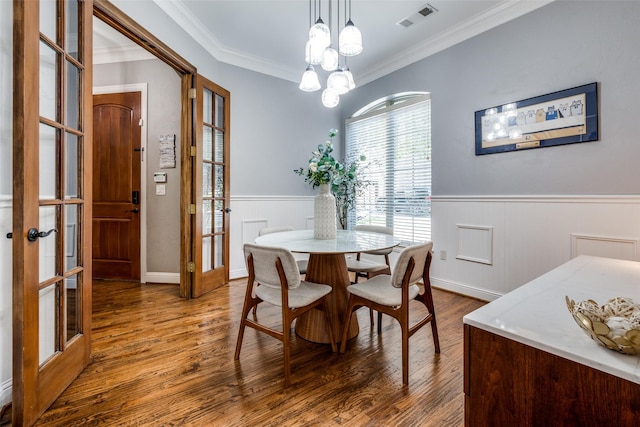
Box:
[391,241,433,288]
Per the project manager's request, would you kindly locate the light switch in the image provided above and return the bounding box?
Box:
[156,184,166,196]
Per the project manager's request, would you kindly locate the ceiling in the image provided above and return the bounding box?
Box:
[94,0,553,86]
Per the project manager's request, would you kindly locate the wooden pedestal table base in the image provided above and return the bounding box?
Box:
[295,253,359,344]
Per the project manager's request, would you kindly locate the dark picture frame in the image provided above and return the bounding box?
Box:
[475,82,598,155]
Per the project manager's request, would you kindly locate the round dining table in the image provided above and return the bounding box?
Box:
[254,229,401,344]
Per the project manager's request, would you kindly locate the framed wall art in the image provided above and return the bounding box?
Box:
[475,82,598,155]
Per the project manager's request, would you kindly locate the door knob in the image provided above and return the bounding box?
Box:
[27,228,58,242]
[225,207,232,213]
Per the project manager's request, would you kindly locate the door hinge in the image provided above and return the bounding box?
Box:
[189,88,196,99]
[187,262,195,272]
[189,204,196,215]
[190,146,196,157]
[138,118,144,126]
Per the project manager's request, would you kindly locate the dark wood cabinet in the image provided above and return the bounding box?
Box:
[464,325,640,427]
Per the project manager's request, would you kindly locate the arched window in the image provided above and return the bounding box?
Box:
[346,92,431,244]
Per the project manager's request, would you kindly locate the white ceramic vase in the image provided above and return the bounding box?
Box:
[314,183,337,240]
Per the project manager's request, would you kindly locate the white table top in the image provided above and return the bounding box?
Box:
[254,229,401,255]
[463,255,640,384]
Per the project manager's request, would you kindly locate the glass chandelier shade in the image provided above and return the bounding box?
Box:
[339,19,362,56]
[309,18,331,50]
[342,66,356,90]
[299,65,321,92]
[327,69,350,95]
[321,46,339,71]
[305,39,324,65]
[321,88,340,108]
[300,0,362,106]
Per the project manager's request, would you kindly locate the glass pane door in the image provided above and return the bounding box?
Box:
[192,75,230,297]
[12,0,92,423]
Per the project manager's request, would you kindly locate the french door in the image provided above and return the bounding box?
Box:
[12,0,93,425]
[191,75,230,297]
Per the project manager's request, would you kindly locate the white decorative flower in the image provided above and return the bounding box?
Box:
[309,163,318,172]
[606,316,631,338]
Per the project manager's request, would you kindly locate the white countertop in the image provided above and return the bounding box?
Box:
[254,229,401,254]
[463,255,640,384]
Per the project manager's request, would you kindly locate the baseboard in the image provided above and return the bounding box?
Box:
[230,268,247,280]
[145,272,180,284]
[431,277,502,302]
[0,378,10,410]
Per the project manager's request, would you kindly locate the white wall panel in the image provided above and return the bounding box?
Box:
[431,196,640,301]
[229,196,313,278]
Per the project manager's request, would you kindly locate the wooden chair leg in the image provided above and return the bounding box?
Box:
[401,323,409,386]
[283,314,293,387]
[377,311,383,334]
[420,283,441,353]
[234,319,246,360]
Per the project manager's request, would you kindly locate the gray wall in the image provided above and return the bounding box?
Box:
[110,0,342,198]
[341,0,640,196]
[94,59,181,273]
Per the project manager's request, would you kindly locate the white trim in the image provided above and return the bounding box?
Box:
[432,195,640,204]
[152,0,299,83]
[456,224,493,265]
[571,233,639,261]
[431,277,502,302]
[358,0,554,86]
[231,195,315,202]
[145,272,180,284]
[93,84,149,283]
[153,0,553,85]
[0,378,10,409]
[93,45,155,65]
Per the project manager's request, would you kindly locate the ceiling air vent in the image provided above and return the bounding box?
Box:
[396,3,438,28]
[419,6,434,17]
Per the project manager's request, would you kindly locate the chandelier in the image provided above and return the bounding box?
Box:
[299,0,362,108]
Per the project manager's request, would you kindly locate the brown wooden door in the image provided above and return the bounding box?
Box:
[192,75,230,297]
[12,0,93,425]
[92,92,142,281]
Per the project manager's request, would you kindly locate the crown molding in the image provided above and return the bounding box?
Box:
[93,45,156,65]
[152,0,300,82]
[356,0,555,86]
[153,0,554,85]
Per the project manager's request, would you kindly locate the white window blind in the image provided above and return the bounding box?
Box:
[346,94,431,244]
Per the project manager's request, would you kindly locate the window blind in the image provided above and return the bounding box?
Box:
[346,94,431,244]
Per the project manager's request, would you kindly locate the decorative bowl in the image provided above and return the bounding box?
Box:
[565,295,640,355]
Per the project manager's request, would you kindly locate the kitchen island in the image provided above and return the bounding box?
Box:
[463,255,640,426]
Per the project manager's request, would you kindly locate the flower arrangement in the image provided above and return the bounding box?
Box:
[295,129,368,229]
[294,129,344,188]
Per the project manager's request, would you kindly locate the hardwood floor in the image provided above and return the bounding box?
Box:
[34,278,485,426]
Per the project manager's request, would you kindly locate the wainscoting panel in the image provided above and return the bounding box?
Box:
[571,233,638,261]
[229,196,314,279]
[456,224,493,265]
[431,196,640,301]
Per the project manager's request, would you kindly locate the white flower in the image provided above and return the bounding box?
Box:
[309,163,318,172]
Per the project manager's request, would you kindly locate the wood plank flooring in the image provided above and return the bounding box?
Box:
[34,278,485,426]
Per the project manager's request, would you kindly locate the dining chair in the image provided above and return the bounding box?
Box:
[346,224,393,326]
[346,225,393,282]
[339,241,440,385]
[235,243,337,387]
[258,226,307,274]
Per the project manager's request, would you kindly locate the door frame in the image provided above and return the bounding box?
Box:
[93,84,148,283]
[93,0,196,297]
